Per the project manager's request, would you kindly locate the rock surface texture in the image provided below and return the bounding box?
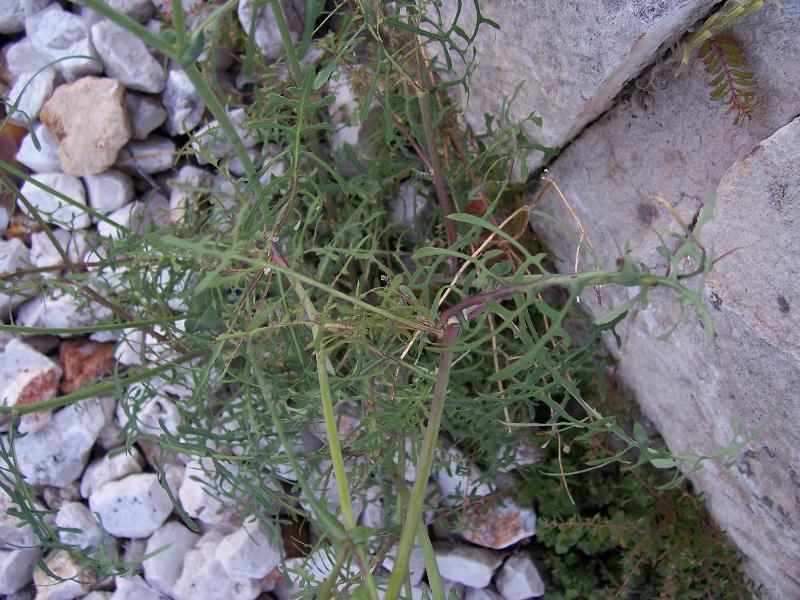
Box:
[523,6,800,597]
[434,0,717,169]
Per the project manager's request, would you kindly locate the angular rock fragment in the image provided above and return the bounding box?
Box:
[6,69,56,125]
[105,0,154,23]
[167,164,211,223]
[29,229,87,278]
[80,445,144,499]
[459,497,537,550]
[465,588,503,600]
[237,0,305,61]
[89,473,173,538]
[18,172,90,229]
[58,337,116,394]
[15,289,113,331]
[435,446,493,506]
[117,136,175,174]
[16,123,61,173]
[54,502,104,551]
[162,65,203,135]
[0,486,40,548]
[25,5,103,81]
[433,542,502,589]
[83,169,135,215]
[0,547,40,595]
[215,517,281,580]
[0,238,31,316]
[125,93,167,140]
[0,338,61,430]
[2,38,51,82]
[178,458,240,530]
[91,21,166,93]
[34,550,96,600]
[41,77,131,177]
[495,554,545,600]
[0,0,48,35]
[111,575,164,600]
[14,397,107,487]
[143,521,200,595]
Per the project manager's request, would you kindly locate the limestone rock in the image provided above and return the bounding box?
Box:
[80,446,144,498]
[435,446,493,506]
[30,230,88,277]
[1,487,40,548]
[125,93,167,140]
[89,473,173,538]
[433,0,717,171]
[40,77,131,177]
[25,5,103,81]
[16,123,61,173]
[466,589,503,600]
[530,7,800,596]
[105,0,154,23]
[3,38,50,82]
[115,387,181,437]
[54,502,103,551]
[83,169,135,215]
[215,517,281,580]
[167,165,212,223]
[459,497,537,550]
[14,398,107,487]
[15,289,113,331]
[0,338,61,433]
[91,21,166,93]
[0,547,40,595]
[117,136,175,174]
[237,0,306,61]
[433,542,502,589]
[171,531,261,600]
[192,108,257,165]
[178,457,240,530]
[0,0,48,34]
[143,521,200,595]
[284,547,357,587]
[18,172,90,228]
[384,544,426,587]
[495,555,544,600]
[34,550,96,599]
[111,575,164,600]
[6,69,56,125]
[162,65,204,135]
[0,238,31,316]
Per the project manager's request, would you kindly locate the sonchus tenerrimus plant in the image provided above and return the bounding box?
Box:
[0,0,755,598]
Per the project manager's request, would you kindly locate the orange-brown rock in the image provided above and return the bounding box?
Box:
[58,338,116,394]
[40,77,131,177]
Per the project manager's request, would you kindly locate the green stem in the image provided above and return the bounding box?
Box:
[170,0,188,51]
[270,0,303,83]
[385,324,458,599]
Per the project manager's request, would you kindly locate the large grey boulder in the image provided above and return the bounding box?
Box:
[529,6,800,597]
[434,0,717,169]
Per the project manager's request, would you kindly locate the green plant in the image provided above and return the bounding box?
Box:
[0,1,755,598]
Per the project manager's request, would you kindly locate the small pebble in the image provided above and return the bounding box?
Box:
[2,38,51,82]
[18,172,90,229]
[0,239,30,314]
[92,21,166,93]
[34,550,96,600]
[215,517,281,580]
[54,502,103,551]
[0,338,62,433]
[162,65,204,135]
[496,554,545,600]
[433,542,503,589]
[16,123,61,173]
[0,548,40,596]
[80,446,144,499]
[6,69,56,125]
[143,521,200,595]
[15,289,113,331]
[0,0,49,35]
[25,5,102,81]
[89,473,173,538]
[125,93,168,140]
[111,575,164,600]
[84,169,135,215]
[118,136,176,174]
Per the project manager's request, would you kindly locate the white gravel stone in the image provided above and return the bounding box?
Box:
[433,542,503,589]
[0,205,8,236]
[435,446,494,506]
[0,0,49,34]
[14,397,105,485]
[15,289,113,331]
[0,547,40,595]
[118,136,175,173]
[84,169,135,215]
[178,458,240,530]
[1,486,40,549]
[0,239,30,316]
[89,473,173,538]
[143,521,200,595]
[30,229,88,274]
[285,547,357,587]
[237,0,303,61]
[466,589,503,600]
[116,387,181,437]
[18,172,90,229]
[91,21,166,93]
[215,517,281,580]
[105,0,154,22]
[16,123,61,173]
[7,69,56,125]
[162,65,203,135]
[385,544,426,586]
[125,93,167,140]
[80,446,144,498]
[84,593,113,600]
[327,70,360,151]
[496,555,544,600]
[192,108,257,164]
[168,165,211,223]
[26,5,103,81]
[171,531,261,600]
[54,502,103,550]
[0,337,61,415]
[111,575,164,600]
[34,550,96,599]
[392,182,427,225]
[3,38,51,82]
